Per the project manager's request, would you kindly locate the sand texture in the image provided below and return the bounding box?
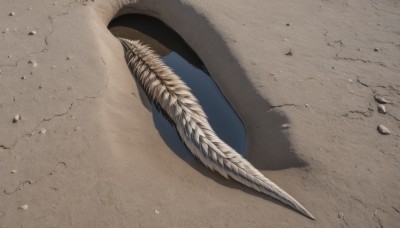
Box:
[0,0,399,227]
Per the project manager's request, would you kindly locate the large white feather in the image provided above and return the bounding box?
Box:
[119,38,315,220]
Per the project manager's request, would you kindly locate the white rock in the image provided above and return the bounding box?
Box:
[19,204,28,211]
[40,128,47,134]
[154,209,160,214]
[28,60,38,67]
[377,104,387,114]
[11,169,17,174]
[374,96,391,104]
[281,123,290,129]
[377,125,390,135]
[13,114,21,123]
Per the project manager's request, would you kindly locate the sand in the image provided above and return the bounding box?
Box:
[0,0,399,227]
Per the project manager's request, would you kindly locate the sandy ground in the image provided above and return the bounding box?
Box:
[1,0,399,227]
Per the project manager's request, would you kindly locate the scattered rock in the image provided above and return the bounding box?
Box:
[28,31,36,35]
[40,128,47,134]
[19,204,29,211]
[374,48,380,52]
[38,85,42,89]
[285,49,293,56]
[281,123,290,129]
[377,125,390,135]
[348,78,352,82]
[74,126,81,131]
[305,104,310,108]
[13,114,21,123]
[2,28,9,33]
[377,104,387,114]
[8,55,12,58]
[21,76,26,80]
[154,209,160,214]
[338,212,344,219]
[9,12,15,16]
[374,96,391,104]
[11,169,17,174]
[28,60,38,67]
[286,23,290,26]
[51,65,56,69]
[66,56,71,60]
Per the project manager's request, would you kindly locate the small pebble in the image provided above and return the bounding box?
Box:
[11,169,17,174]
[19,204,29,211]
[305,104,310,108]
[285,50,293,56]
[38,85,42,89]
[281,123,290,128]
[377,104,387,114]
[348,79,352,82]
[28,31,36,35]
[377,125,390,135]
[286,23,290,26]
[13,114,21,123]
[51,65,56,69]
[350,90,354,94]
[374,96,391,104]
[8,55,12,58]
[374,48,379,52]
[66,56,71,60]
[338,212,344,219]
[40,128,47,134]
[2,28,9,33]
[21,76,26,80]
[154,209,160,214]
[28,60,38,67]
[74,126,81,131]
[9,12,15,16]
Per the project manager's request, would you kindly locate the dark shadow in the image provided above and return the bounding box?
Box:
[108,14,208,73]
[108,11,305,172]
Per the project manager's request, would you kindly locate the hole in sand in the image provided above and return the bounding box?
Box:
[108,14,247,163]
